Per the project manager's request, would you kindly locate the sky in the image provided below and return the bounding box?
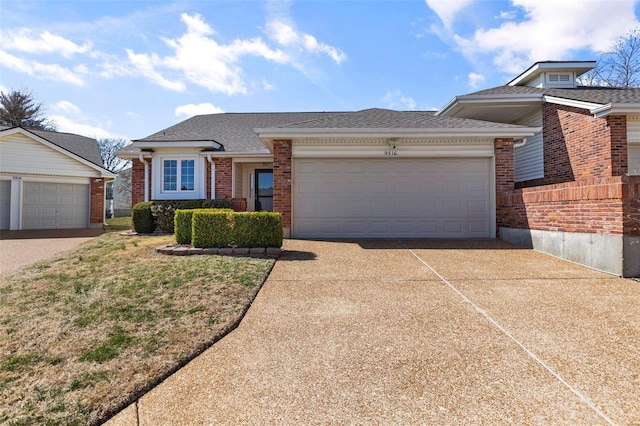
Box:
[1,0,639,142]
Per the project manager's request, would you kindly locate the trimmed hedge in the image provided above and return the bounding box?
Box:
[190,211,283,248]
[132,199,235,234]
[132,202,154,234]
[174,208,234,245]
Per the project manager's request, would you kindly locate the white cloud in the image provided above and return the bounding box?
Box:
[265,20,346,64]
[0,28,92,58]
[381,90,417,110]
[53,100,81,114]
[126,13,291,95]
[468,72,485,89]
[0,49,85,85]
[0,84,7,94]
[452,0,640,74]
[49,114,118,140]
[175,103,224,118]
[425,0,474,29]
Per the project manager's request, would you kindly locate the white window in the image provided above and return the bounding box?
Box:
[153,155,204,200]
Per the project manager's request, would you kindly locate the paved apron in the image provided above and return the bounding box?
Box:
[107,239,639,425]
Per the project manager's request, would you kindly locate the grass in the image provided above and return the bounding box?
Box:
[0,233,275,425]
[104,216,132,232]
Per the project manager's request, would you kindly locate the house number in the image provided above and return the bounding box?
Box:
[384,150,397,156]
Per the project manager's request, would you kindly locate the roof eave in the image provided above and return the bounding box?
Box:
[591,103,640,117]
[436,94,544,117]
[130,140,223,149]
[543,95,603,111]
[256,127,541,140]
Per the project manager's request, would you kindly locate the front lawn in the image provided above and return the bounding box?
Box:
[0,233,275,425]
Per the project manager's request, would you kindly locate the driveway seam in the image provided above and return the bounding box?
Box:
[401,243,618,426]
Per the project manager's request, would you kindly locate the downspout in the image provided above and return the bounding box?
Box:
[513,138,528,149]
[207,154,215,199]
[139,154,149,202]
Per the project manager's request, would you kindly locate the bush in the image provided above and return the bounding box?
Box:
[175,208,234,244]
[190,211,282,248]
[192,210,234,248]
[132,202,154,234]
[202,198,234,209]
[174,209,196,244]
[233,212,283,248]
[151,202,176,233]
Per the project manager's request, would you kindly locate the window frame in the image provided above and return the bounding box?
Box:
[153,154,204,200]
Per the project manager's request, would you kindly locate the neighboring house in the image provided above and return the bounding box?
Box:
[106,167,132,217]
[0,126,115,230]
[119,61,640,277]
[438,61,640,277]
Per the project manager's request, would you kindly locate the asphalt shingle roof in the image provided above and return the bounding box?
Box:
[1,126,104,167]
[468,85,640,105]
[135,112,340,153]
[278,108,526,129]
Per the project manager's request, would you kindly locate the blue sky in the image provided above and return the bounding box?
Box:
[1,0,639,141]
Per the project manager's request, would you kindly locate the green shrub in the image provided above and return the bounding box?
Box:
[151,202,176,233]
[202,198,234,209]
[192,210,235,248]
[191,211,282,248]
[132,202,154,234]
[174,209,195,244]
[233,212,283,248]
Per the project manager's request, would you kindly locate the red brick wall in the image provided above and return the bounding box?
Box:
[131,159,151,206]
[542,104,627,184]
[90,178,105,224]
[496,109,636,237]
[273,140,292,235]
[213,157,233,199]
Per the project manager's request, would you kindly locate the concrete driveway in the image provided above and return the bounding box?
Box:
[107,239,639,425]
[0,229,102,275]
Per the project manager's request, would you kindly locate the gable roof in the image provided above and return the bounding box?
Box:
[128,112,339,154]
[0,126,113,176]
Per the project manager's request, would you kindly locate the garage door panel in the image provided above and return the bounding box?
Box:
[0,180,10,230]
[294,158,491,238]
[23,182,89,229]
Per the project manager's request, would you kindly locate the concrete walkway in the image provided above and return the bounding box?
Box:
[106,239,639,425]
[0,229,102,275]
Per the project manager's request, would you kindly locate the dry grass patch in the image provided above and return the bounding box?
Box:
[0,233,275,425]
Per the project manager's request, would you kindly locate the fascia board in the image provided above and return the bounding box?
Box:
[591,103,640,117]
[543,95,603,111]
[198,152,271,158]
[436,94,544,117]
[256,127,541,140]
[1,127,116,178]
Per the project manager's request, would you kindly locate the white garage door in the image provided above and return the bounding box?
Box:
[23,182,89,229]
[294,158,492,238]
[0,180,10,230]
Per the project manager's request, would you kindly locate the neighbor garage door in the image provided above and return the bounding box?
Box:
[0,180,10,230]
[293,158,491,238]
[22,182,89,229]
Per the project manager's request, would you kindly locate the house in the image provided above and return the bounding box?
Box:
[106,167,132,217]
[120,61,640,277]
[0,126,115,230]
[438,61,640,277]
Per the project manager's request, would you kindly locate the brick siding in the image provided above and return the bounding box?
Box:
[131,159,150,206]
[496,106,638,237]
[90,178,105,224]
[213,157,233,199]
[273,140,292,236]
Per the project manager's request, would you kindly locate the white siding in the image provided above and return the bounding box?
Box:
[0,133,99,177]
[514,111,544,182]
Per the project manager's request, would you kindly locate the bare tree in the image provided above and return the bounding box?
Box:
[97,137,131,172]
[580,29,640,87]
[0,89,56,130]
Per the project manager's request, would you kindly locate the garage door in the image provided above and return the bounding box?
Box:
[0,180,10,230]
[22,182,89,229]
[293,158,492,238]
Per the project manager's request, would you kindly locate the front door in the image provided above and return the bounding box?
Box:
[255,169,273,212]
